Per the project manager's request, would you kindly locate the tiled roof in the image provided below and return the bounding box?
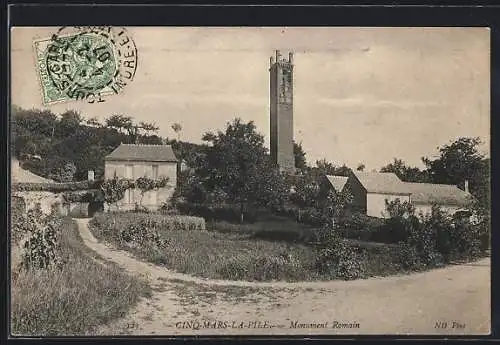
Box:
[105,144,178,162]
[404,182,474,207]
[325,175,349,192]
[353,171,411,195]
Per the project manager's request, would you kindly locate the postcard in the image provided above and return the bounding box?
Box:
[10,26,491,336]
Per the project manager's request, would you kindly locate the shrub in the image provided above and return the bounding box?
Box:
[62,189,103,203]
[11,217,151,336]
[90,212,206,239]
[315,226,365,280]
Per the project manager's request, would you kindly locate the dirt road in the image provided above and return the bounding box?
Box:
[76,219,490,336]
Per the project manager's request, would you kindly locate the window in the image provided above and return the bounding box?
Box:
[125,164,134,179]
[152,165,159,179]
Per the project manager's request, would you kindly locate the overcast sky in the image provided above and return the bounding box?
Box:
[11,27,490,170]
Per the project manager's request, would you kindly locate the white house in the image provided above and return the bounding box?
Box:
[405,182,473,217]
[347,171,412,218]
[104,143,178,211]
[325,171,474,219]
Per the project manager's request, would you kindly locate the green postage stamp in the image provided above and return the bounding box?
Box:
[33,26,138,105]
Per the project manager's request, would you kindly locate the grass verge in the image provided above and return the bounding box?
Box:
[89,212,405,282]
[11,217,152,336]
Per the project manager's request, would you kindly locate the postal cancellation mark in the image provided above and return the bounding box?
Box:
[33,26,138,105]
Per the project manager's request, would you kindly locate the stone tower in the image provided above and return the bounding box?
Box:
[269,50,295,173]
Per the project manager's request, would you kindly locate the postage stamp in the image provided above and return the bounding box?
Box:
[33,26,138,105]
[10,27,491,337]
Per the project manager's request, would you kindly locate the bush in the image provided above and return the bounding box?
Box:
[315,226,366,280]
[62,189,103,203]
[90,212,206,239]
[11,217,151,336]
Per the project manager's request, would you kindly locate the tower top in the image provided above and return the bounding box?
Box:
[271,50,293,67]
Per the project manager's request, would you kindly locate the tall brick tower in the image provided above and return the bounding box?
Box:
[269,50,295,173]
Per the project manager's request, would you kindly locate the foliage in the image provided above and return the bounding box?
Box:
[21,212,62,270]
[62,189,103,203]
[380,158,430,182]
[12,180,99,192]
[315,225,366,280]
[11,106,165,181]
[199,118,289,222]
[11,217,151,336]
[135,175,170,206]
[422,137,490,208]
[174,202,259,223]
[384,200,488,269]
[314,159,351,176]
[293,141,307,170]
[100,176,129,209]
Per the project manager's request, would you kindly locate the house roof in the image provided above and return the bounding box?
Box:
[404,182,474,207]
[352,171,411,195]
[105,144,178,162]
[325,175,349,192]
[11,159,54,183]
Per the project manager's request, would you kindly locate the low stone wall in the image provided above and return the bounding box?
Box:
[13,191,65,216]
[12,191,92,218]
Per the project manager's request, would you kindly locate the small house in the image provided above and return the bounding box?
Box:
[404,182,474,216]
[347,171,411,218]
[104,143,178,211]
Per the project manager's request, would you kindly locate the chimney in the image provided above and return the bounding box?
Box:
[88,170,95,183]
[464,180,469,193]
[289,52,293,64]
[270,56,274,67]
[276,50,281,62]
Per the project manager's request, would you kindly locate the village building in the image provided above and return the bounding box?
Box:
[405,181,473,216]
[325,175,349,194]
[325,171,474,218]
[104,143,178,211]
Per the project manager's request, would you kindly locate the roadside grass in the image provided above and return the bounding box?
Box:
[89,212,405,282]
[11,217,152,336]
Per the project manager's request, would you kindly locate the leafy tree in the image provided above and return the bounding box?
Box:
[380,158,430,182]
[201,118,287,222]
[422,137,489,208]
[171,123,183,141]
[356,163,365,172]
[56,110,83,137]
[293,141,307,170]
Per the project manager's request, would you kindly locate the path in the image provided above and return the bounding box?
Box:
[75,218,491,336]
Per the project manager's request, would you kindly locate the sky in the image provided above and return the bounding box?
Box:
[11,27,490,171]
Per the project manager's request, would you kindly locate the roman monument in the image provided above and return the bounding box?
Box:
[269,50,295,173]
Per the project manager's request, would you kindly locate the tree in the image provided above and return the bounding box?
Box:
[422,137,489,208]
[171,123,182,141]
[356,163,365,172]
[201,118,286,222]
[293,141,307,170]
[380,158,429,182]
[105,114,158,144]
[56,110,83,137]
[315,159,337,175]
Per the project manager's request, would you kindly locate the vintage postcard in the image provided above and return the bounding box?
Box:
[10,26,491,336]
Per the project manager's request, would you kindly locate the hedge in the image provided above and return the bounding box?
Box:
[175,202,259,223]
[12,180,102,192]
[91,211,206,234]
[62,190,104,203]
